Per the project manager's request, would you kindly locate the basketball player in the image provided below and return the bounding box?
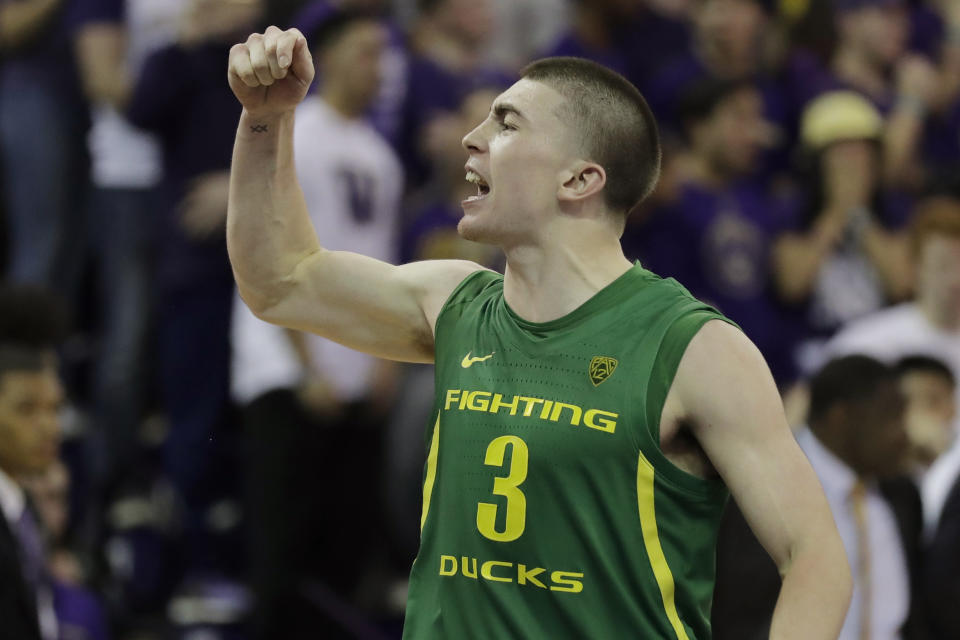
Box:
[226,26,851,639]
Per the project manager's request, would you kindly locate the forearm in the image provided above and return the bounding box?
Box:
[0,0,60,50]
[74,25,131,109]
[227,109,321,313]
[883,105,926,188]
[860,226,913,300]
[770,540,851,640]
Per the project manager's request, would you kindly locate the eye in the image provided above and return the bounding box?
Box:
[498,119,516,132]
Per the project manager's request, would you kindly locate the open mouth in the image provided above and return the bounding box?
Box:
[465,169,491,202]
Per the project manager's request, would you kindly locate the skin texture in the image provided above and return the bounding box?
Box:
[0,368,63,479]
[226,27,852,638]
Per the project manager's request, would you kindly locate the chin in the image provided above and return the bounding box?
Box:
[457,213,495,244]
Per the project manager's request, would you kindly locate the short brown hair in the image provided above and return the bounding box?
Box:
[520,57,661,217]
[909,196,960,256]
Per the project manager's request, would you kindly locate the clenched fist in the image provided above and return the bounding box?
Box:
[228,26,315,118]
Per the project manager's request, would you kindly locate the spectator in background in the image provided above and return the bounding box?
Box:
[126,0,263,599]
[829,0,940,190]
[896,355,956,473]
[0,285,70,640]
[715,355,926,639]
[644,0,787,150]
[0,0,88,290]
[927,379,960,639]
[627,78,801,384]
[71,0,182,521]
[229,10,403,638]
[399,0,510,186]
[823,196,960,536]
[401,85,503,267]
[24,461,109,640]
[775,91,912,362]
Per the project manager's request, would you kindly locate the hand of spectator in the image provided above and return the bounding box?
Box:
[895,54,939,108]
[178,171,231,239]
[228,26,314,119]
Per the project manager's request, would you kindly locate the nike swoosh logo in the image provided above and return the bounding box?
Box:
[461,351,495,368]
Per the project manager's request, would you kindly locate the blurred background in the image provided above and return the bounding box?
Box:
[0,0,959,638]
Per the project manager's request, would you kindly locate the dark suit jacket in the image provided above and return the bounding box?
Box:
[712,476,928,640]
[925,472,960,637]
[0,506,43,640]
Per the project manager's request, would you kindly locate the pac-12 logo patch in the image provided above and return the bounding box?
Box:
[589,356,618,386]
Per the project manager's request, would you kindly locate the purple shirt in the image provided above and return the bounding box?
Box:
[624,179,804,383]
[126,42,241,288]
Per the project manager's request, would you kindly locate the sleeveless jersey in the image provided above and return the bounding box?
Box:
[403,264,736,639]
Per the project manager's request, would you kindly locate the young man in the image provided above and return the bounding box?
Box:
[226,27,851,638]
[0,286,68,640]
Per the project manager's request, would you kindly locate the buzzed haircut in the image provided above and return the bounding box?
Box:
[808,355,897,424]
[0,284,68,378]
[895,355,956,388]
[520,57,661,217]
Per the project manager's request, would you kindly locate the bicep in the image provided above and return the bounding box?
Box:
[675,321,835,571]
[245,251,485,364]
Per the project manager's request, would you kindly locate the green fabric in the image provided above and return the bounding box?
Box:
[403,263,736,639]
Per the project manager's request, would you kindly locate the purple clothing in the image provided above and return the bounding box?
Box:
[625,179,803,383]
[543,10,691,91]
[70,0,123,25]
[398,55,512,186]
[401,200,462,263]
[126,42,241,288]
[53,581,109,640]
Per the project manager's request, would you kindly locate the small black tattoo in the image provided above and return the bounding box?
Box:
[250,124,269,133]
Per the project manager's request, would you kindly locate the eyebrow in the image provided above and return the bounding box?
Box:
[492,102,526,121]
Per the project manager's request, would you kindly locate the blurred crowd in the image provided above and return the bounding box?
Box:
[0,0,959,638]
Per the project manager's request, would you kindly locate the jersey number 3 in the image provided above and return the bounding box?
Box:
[477,435,529,542]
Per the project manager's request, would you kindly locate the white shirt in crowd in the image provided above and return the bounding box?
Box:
[86,0,186,189]
[824,302,960,534]
[0,467,57,640]
[231,96,403,404]
[796,429,910,640]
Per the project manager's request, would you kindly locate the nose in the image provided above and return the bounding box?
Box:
[461,121,487,154]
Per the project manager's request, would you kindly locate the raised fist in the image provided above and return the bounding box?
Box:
[228,26,315,118]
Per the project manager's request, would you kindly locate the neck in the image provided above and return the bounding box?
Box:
[320,84,365,119]
[833,45,888,99]
[917,294,960,332]
[501,218,631,323]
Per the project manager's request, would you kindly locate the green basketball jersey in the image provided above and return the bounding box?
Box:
[403,263,736,639]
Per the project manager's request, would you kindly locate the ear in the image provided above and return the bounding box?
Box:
[558,162,606,204]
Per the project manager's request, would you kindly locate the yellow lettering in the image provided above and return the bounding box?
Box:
[461,556,478,579]
[459,391,470,410]
[539,400,554,419]
[550,571,584,593]
[489,393,519,416]
[519,396,543,417]
[444,389,461,411]
[481,560,513,583]
[584,409,618,433]
[517,564,547,589]
[467,391,492,412]
[550,402,583,426]
[439,555,458,576]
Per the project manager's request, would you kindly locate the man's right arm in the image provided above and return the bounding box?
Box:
[227,27,483,364]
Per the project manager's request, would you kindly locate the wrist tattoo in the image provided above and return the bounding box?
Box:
[250,124,269,133]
